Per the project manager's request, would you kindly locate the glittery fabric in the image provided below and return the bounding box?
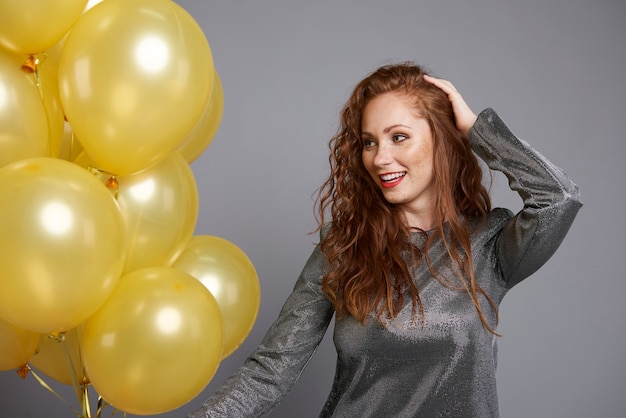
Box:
[188,108,582,418]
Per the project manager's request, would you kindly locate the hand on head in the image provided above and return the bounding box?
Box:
[423,74,477,139]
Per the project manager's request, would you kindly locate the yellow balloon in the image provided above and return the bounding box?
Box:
[43,0,105,80]
[58,0,214,175]
[0,158,126,334]
[0,0,88,54]
[173,236,260,359]
[0,49,53,169]
[178,71,224,164]
[0,317,39,371]
[82,267,224,415]
[37,0,106,89]
[29,327,85,385]
[75,151,198,273]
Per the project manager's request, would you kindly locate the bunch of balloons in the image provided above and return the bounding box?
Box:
[0,0,260,415]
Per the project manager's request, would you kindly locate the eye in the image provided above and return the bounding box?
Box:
[362,138,376,148]
[393,134,408,142]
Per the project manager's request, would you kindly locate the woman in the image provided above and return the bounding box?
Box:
[188,63,582,417]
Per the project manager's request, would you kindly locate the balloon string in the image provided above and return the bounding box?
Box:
[27,330,125,418]
[58,329,92,418]
[22,54,57,157]
[96,396,126,418]
[70,129,77,161]
[76,330,92,418]
[19,364,84,418]
[81,382,93,418]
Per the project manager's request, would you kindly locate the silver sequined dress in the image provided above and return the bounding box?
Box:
[188,108,582,417]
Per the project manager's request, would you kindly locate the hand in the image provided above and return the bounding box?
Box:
[423,74,477,139]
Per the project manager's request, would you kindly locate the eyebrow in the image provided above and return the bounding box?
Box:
[361,124,411,137]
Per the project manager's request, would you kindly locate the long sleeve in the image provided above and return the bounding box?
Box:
[188,242,334,418]
[469,108,583,287]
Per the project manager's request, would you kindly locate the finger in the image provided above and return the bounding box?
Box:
[427,78,457,94]
[423,74,458,94]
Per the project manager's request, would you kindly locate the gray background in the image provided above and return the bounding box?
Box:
[1,0,625,417]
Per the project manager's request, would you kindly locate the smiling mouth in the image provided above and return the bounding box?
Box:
[379,172,406,188]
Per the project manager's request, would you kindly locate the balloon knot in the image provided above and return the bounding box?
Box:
[16,364,30,379]
[21,56,38,73]
[87,166,119,198]
[105,176,119,194]
[48,331,66,343]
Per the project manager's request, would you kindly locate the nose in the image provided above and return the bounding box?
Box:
[373,142,393,167]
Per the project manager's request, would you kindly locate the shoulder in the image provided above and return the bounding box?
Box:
[319,223,331,240]
[467,208,513,247]
[487,207,514,226]
[468,208,513,230]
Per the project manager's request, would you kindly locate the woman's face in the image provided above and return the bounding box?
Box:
[361,92,436,229]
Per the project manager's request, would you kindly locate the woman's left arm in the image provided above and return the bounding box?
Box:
[468,109,582,286]
[425,74,583,286]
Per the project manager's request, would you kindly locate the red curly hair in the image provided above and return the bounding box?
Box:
[315,62,499,334]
